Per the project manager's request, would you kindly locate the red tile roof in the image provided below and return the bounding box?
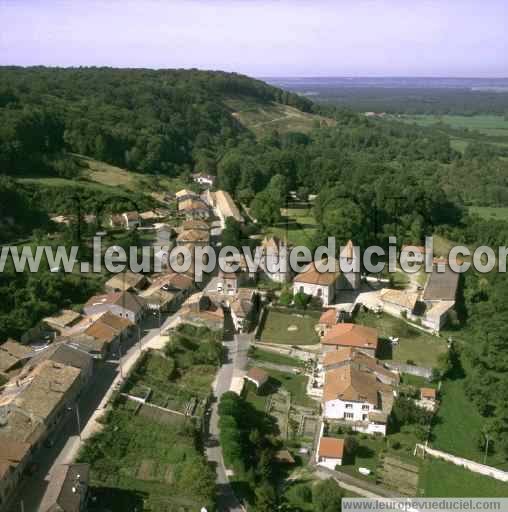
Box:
[319,309,337,327]
[318,437,345,459]
[322,323,378,351]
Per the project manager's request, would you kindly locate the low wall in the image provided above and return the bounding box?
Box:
[416,444,508,482]
[385,362,432,379]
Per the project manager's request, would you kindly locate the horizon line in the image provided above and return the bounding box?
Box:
[0,65,507,80]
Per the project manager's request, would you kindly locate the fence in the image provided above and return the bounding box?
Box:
[415,444,508,482]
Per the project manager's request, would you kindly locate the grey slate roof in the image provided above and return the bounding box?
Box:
[423,266,460,301]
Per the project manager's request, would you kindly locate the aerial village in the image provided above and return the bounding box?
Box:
[0,172,469,510]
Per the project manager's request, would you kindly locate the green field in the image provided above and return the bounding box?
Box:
[355,311,447,368]
[249,346,305,368]
[470,206,508,222]
[401,114,508,137]
[259,308,320,345]
[400,114,508,155]
[266,206,319,248]
[420,458,508,497]
[19,155,190,199]
[431,377,508,470]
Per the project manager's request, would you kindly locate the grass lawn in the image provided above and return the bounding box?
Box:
[431,377,508,471]
[401,373,435,388]
[249,346,305,368]
[420,458,508,497]
[264,368,317,408]
[355,311,447,368]
[470,206,508,222]
[340,437,381,480]
[260,308,320,345]
[266,206,318,248]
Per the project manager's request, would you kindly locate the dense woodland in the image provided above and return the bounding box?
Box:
[271,85,508,115]
[1,67,508,466]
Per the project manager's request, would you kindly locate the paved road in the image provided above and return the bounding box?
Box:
[7,311,180,512]
[205,333,252,512]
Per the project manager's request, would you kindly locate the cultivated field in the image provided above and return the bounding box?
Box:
[77,400,214,511]
[226,97,334,137]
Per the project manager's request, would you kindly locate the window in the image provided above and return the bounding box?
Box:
[345,403,353,409]
[317,288,323,297]
[362,404,369,410]
[344,413,354,419]
[299,286,304,294]
[362,414,368,421]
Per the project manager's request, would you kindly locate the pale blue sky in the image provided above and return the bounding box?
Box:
[1,0,507,77]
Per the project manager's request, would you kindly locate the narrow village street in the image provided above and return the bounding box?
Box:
[205,333,252,512]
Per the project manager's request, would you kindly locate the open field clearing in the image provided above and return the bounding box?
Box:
[400,114,508,136]
[259,308,320,345]
[420,458,508,497]
[227,97,334,136]
[431,376,508,471]
[266,206,319,248]
[469,205,508,222]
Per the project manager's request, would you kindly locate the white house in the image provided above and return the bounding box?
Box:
[292,241,361,305]
[322,362,393,436]
[316,437,345,470]
[83,291,145,324]
[192,172,215,187]
[292,259,340,306]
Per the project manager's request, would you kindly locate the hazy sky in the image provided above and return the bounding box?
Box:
[1,0,507,77]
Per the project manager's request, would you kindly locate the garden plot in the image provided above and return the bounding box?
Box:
[379,456,419,496]
[266,389,291,438]
[299,414,319,439]
[138,403,187,426]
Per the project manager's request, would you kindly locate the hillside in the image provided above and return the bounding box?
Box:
[226,97,334,136]
[0,66,317,179]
